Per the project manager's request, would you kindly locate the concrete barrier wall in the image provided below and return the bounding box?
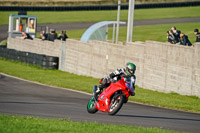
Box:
[7,37,200,97]
[7,37,62,69]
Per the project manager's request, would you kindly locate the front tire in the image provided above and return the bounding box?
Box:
[108,94,124,115]
[87,97,98,114]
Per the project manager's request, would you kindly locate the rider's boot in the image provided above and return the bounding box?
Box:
[94,79,110,101]
[131,92,135,96]
[94,87,101,101]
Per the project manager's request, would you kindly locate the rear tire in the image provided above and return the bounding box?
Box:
[108,94,124,115]
[87,97,98,114]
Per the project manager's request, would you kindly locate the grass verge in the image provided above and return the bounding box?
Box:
[35,22,200,46]
[0,58,199,113]
[67,22,200,44]
[0,6,200,25]
[0,0,199,6]
[0,115,186,133]
[0,40,7,46]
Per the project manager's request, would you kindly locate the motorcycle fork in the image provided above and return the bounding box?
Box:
[112,91,121,100]
[112,91,126,104]
[93,85,98,95]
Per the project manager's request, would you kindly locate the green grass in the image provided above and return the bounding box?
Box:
[0,58,199,113]
[129,87,200,113]
[35,22,199,44]
[0,115,186,133]
[0,59,97,93]
[67,22,200,44]
[0,6,200,25]
[0,0,198,6]
[0,40,7,46]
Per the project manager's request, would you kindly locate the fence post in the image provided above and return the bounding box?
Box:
[61,41,66,71]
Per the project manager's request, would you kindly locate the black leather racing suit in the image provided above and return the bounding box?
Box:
[95,68,136,100]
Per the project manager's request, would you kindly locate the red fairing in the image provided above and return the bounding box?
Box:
[95,77,130,112]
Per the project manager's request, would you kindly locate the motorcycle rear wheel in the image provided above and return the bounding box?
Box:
[108,94,124,115]
[87,97,98,114]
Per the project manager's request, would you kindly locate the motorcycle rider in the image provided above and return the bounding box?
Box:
[94,62,136,101]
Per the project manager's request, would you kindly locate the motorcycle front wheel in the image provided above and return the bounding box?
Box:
[87,96,98,114]
[108,94,124,115]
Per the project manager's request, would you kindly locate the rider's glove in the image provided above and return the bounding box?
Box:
[130,92,135,96]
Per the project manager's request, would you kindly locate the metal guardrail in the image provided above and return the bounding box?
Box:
[0,1,200,11]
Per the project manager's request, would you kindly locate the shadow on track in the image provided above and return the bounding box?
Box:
[0,74,5,79]
[116,114,200,122]
[0,101,70,106]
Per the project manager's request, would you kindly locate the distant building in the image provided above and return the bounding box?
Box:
[8,12,37,39]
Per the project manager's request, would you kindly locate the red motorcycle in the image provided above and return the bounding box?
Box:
[87,76,132,115]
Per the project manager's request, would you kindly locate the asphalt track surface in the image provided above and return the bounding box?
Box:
[1,17,200,42]
[0,73,200,133]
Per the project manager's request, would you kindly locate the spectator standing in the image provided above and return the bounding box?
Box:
[40,30,48,40]
[19,20,23,32]
[54,29,58,40]
[171,26,181,44]
[167,30,176,44]
[21,32,33,40]
[194,29,200,42]
[180,33,192,46]
[47,29,57,42]
[58,30,68,41]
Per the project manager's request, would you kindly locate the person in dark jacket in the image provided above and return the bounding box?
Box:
[194,29,200,42]
[180,33,192,46]
[21,32,33,40]
[171,26,181,44]
[58,30,68,41]
[167,30,176,44]
[47,29,57,42]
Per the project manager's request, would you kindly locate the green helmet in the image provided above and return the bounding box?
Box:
[125,62,136,76]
